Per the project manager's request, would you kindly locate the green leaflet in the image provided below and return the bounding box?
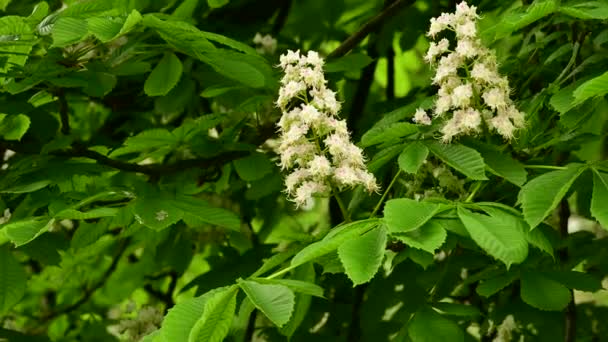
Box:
[393,220,447,254]
[0,246,27,315]
[338,226,387,285]
[144,52,183,97]
[408,306,464,342]
[591,170,608,229]
[573,70,608,104]
[188,286,238,342]
[519,164,587,229]
[383,198,442,233]
[458,207,528,267]
[238,279,295,327]
[290,219,379,268]
[0,113,30,141]
[324,53,373,73]
[520,270,571,311]
[425,141,487,180]
[159,287,229,342]
[398,141,429,174]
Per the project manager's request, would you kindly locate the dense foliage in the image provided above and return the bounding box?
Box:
[1,0,607,341]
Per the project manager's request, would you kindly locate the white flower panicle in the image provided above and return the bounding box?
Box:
[276,50,379,207]
[417,1,525,142]
[253,33,277,55]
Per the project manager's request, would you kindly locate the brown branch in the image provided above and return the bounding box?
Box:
[559,200,576,342]
[54,144,248,177]
[42,238,130,320]
[327,0,415,59]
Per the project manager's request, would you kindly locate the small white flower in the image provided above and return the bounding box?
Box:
[279,49,301,69]
[471,62,496,83]
[428,13,454,37]
[309,155,332,177]
[482,87,507,110]
[434,95,452,116]
[425,38,450,63]
[455,38,477,58]
[451,83,473,107]
[155,210,168,221]
[455,20,476,38]
[253,33,277,55]
[489,114,515,139]
[413,108,432,125]
[294,181,327,208]
[285,168,311,194]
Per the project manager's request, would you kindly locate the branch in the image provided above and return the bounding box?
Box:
[42,238,130,320]
[54,145,248,177]
[327,0,414,59]
[559,200,576,342]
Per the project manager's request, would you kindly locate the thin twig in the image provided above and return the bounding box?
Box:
[327,0,414,59]
[370,169,402,217]
[57,90,70,135]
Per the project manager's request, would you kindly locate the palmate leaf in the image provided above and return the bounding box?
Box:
[170,196,241,232]
[51,17,88,47]
[3,217,53,246]
[520,271,571,311]
[591,170,608,229]
[457,207,528,267]
[324,53,373,73]
[252,278,324,298]
[408,306,464,342]
[290,219,378,268]
[425,142,487,180]
[279,263,315,338]
[473,143,527,186]
[0,113,30,141]
[476,271,519,297]
[492,0,558,40]
[519,164,587,229]
[360,122,417,147]
[238,279,295,327]
[560,1,608,20]
[383,198,442,233]
[338,226,387,285]
[144,52,183,96]
[0,247,27,315]
[188,286,238,342]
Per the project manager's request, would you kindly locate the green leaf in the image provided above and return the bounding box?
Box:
[360,122,417,147]
[3,217,52,246]
[0,16,34,80]
[110,129,178,157]
[324,53,374,73]
[408,306,464,342]
[252,278,324,298]
[458,207,528,267]
[425,142,487,180]
[573,71,608,105]
[525,224,554,257]
[368,143,404,172]
[144,52,183,96]
[202,51,266,88]
[520,270,571,311]
[398,141,429,174]
[474,143,527,186]
[0,247,27,315]
[433,302,481,317]
[591,170,608,229]
[560,1,608,20]
[0,180,51,193]
[238,279,295,327]
[207,0,229,8]
[0,0,11,11]
[200,85,243,98]
[476,271,518,297]
[51,17,88,47]
[87,16,123,42]
[493,0,557,40]
[290,219,378,268]
[393,220,447,253]
[338,226,387,285]
[188,286,238,342]
[519,164,587,229]
[279,263,315,337]
[117,9,143,36]
[383,198,441,233]
[54,207,119,220]
[132,191,183,231]
[160,287,228,342]
[170,196,241,231]
[0,114,30,141]
[71,221,108,249]
[549,80,582,114]
[542,270,603,292]
[233,153,272,181]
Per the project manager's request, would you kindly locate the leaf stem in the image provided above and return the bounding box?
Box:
[465,182,482,203]
[370,169,402,217]
[333,188,351,223]
[524,164,567,170]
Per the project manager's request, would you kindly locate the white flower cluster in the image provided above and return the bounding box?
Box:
[111,306,163,341]
[253,33,277,55]
[276,50,379,207]
[415,2,525,142]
